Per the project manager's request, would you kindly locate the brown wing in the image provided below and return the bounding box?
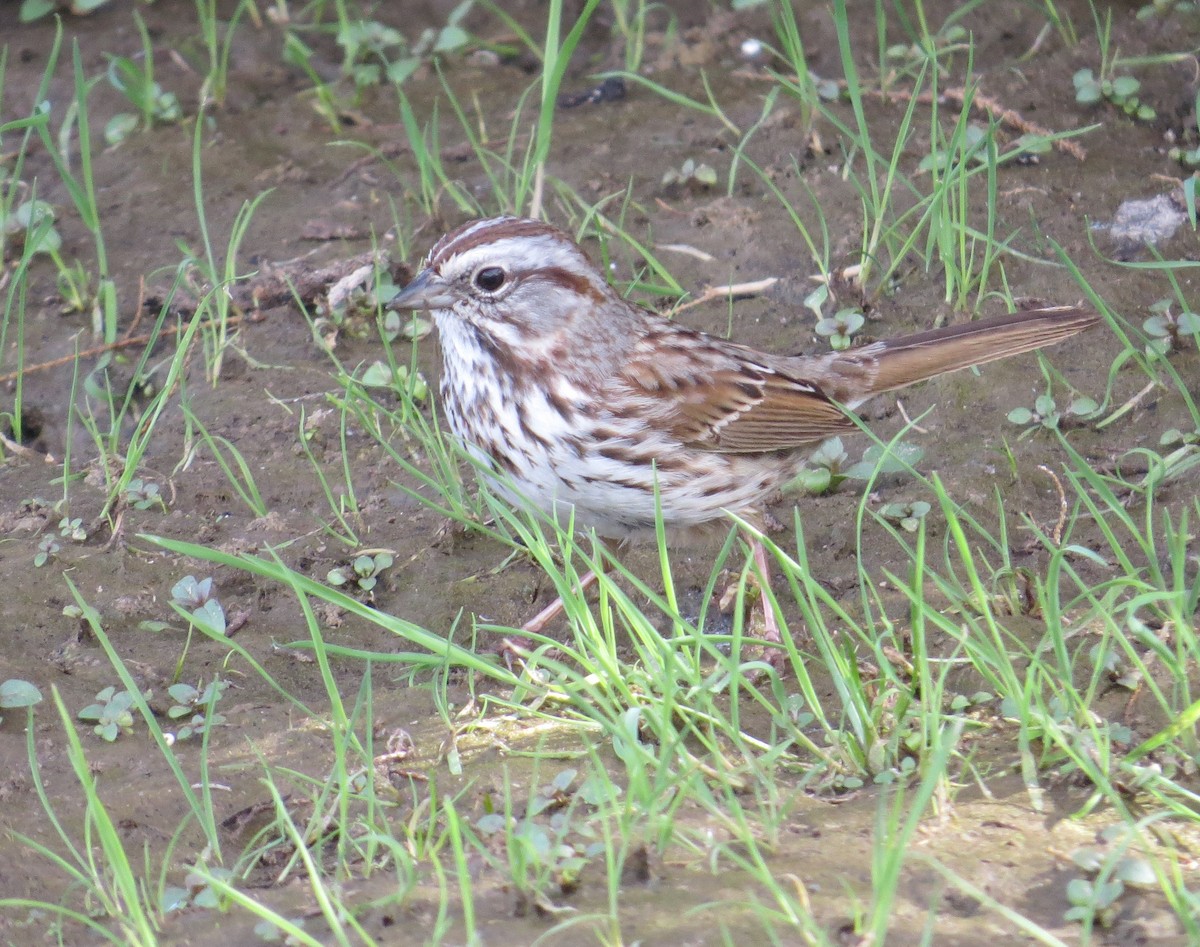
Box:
[618,330,854,454]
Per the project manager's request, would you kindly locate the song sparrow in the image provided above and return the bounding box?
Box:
[390,215,1100,645]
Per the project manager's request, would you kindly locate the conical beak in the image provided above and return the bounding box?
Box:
[388,269,454,310]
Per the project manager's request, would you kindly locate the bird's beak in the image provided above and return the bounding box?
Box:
[388,268,454,310]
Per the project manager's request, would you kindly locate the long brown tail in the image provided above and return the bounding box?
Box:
[852,305,1101,398]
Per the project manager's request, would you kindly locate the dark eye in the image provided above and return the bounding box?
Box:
[474,266,507,293]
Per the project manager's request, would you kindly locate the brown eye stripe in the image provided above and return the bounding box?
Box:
[532,266,606,302]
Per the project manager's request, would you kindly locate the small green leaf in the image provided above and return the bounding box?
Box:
[803,283,829,317]
[1114,856,1157,888]
[168,683,199,704]
[476,813,506,833]
[161,886,190,913]
[434,25,470,52]
[0,679,43,708]
[1066,877,1095,905]
[1111,75,1140,99]
[855,441,923,475]
[19,0,56,21]
[1093,880,1124,906]
[1070,847,1105,872]
[790,467,832,494]
[386,58,420,86]
[193,600,226,635]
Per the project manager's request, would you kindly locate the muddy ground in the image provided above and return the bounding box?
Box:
[0,0,1197,943]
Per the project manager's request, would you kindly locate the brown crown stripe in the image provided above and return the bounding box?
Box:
[430,217,565,269]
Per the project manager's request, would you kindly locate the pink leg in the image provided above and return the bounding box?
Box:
[751,538,782,644]
[495,569,600,664]
[749,537,791,673]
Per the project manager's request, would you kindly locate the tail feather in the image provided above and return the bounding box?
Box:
[861,305,1100,397]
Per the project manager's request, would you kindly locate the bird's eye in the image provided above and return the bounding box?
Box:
[474,267,507,293]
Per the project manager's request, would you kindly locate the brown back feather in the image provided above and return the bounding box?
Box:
[617,305,1100,456]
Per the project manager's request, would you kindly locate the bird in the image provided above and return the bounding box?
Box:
[390,215,1100,654]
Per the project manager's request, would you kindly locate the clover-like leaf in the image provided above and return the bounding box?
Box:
[0,679,43,709]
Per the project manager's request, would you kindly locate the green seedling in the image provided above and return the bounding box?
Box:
[383,309,433,344]
[1007,393,1098,435]
[103,11,182,142]
[1167,142,1200,168]
[1160,427,1199,449]
[337,20,411,88]
[885,24,969,79]
[1089,640,1142,691]
[359,361,429,399]
[1137,0,1200,16]
[1065,833,1157,929]
[58,516,86,541]
[879,500,931,532]
[1,198,60,257]
[314,304,384,348]
[1,199,99,313]
[948,691,993,713]
[476,768,595,913]
[171,575,227,636]
[166,679,228,741]
[19,0,110,19]
[252,916,309,942]
[175,867,234,911]
[124,478,165,511]
[873,754,918,785]
[312,267,406,349]
[1143,298,1200,355]
[661,157,718,192]
[607,0,676,71]
[918,122,988,173]
[336,2,473,90]
[54,257,94,313]
[78,686,141,742]
[0,679,43,724]
[815,306,865,350]
[164,575,227,685]
[848,442,924,480]
[802,282,831,319]
[785,438,925,494]
[105,56,183,143]
[1073,69,1156,121]
[1127,428,1200,491]
[34,535,60,568]
[787,437,851,494]
[328,551,394,594]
